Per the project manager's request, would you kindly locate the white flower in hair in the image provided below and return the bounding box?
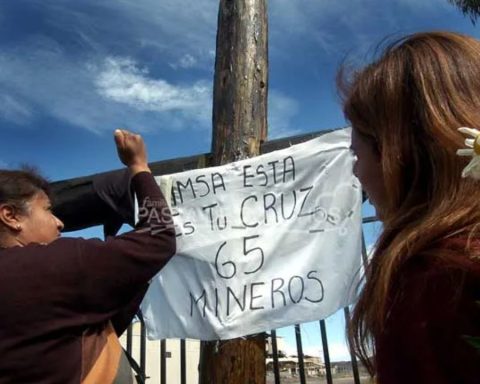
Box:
[457,127,480,179]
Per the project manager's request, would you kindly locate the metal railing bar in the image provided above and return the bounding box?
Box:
[160,339,167,384]
[126,325,133,355]
[270,329,281,384]
[362,216,378,224]
[180,339,186,384]
[319,320,333,384]
[294,324,306,384]
[140,318,147,379]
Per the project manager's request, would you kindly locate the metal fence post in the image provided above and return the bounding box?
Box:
[294,324,306,384]
[270,330,281,384]
[319,320,333,384]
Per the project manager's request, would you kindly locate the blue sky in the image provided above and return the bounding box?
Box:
[0,0,477,362]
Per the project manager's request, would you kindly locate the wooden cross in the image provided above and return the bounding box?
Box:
[51,1,342,382]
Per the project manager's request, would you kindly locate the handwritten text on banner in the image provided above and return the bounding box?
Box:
[141,128,363,340]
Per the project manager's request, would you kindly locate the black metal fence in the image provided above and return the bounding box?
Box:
[123,215,377,384]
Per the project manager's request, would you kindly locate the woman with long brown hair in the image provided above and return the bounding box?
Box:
[340,31,480,383]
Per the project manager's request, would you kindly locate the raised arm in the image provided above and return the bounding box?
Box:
[41,130,176,326]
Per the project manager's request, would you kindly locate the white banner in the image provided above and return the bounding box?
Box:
[141,128,363,340]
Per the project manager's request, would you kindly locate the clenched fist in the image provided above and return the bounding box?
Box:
[114,129,151,175]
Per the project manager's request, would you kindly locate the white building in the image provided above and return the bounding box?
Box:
[120,323,200,384]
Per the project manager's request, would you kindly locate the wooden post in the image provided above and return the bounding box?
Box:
[199,0,268,383]
[211,0,268,165]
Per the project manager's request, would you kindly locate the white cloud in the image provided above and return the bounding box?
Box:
[86,0,218,69]
[0,33,298,137]
[96,57,209,111]
[95,56,212,127]
[94,57,303,137]
[30,0,451,67]
[0,0,218,108]
[170,54,198,70]
[0,0,461,137]
[0,35,214,133]
[0,93,33,125]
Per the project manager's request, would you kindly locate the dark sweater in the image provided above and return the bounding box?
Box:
[0,172,176,384]
[376,243,480,384]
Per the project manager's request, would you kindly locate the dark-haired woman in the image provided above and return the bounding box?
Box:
[0,130,176,383]
[341,32,480,383]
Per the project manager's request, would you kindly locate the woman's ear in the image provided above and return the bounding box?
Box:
[0,204,23,232]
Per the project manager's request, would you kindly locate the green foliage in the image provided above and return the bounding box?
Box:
[449,0,480,23]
